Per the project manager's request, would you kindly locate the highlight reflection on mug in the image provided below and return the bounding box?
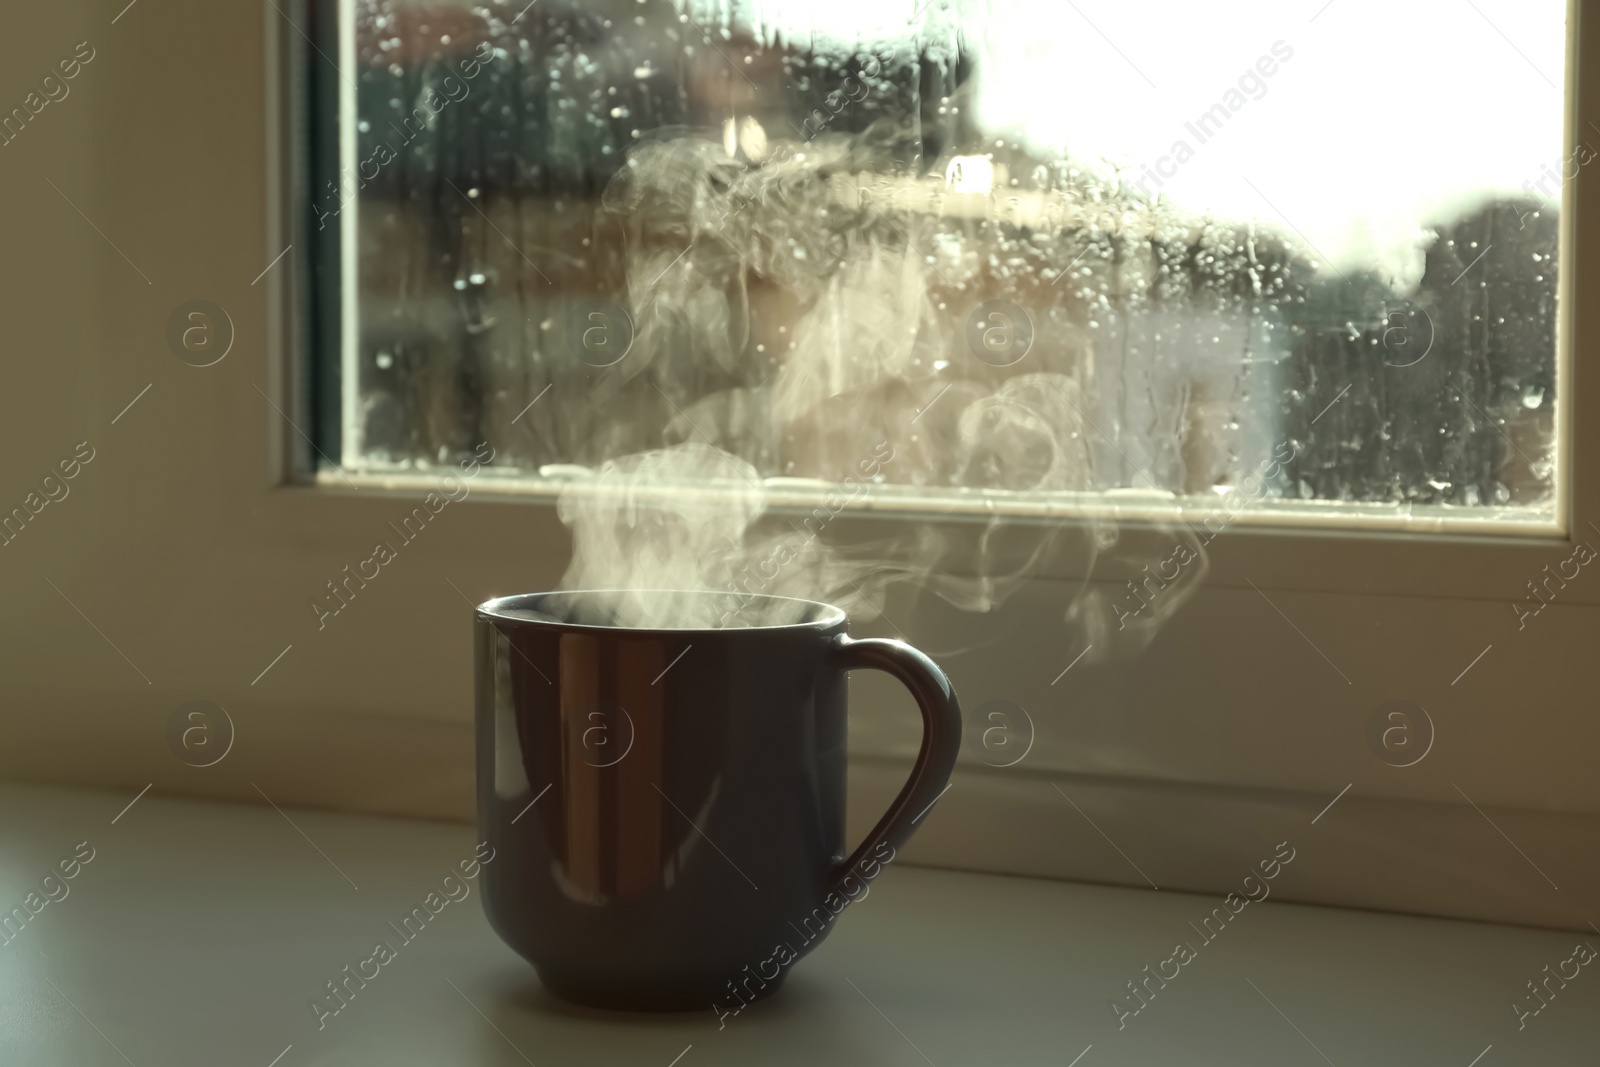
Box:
[577,701,635,768]
[965,699,1035,768]
[166,700,235,768]
[1366,699,1434,768]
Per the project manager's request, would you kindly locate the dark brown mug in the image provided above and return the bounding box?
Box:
[473,589,961,1013]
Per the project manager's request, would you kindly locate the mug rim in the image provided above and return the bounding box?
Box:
[475,589,848,634]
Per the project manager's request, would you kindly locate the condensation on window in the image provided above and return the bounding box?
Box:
[335,0,1563,525]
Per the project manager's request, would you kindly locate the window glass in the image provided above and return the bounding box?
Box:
[324,0,1566,525]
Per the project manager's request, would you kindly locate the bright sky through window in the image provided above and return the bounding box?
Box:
[700,0,1567,287]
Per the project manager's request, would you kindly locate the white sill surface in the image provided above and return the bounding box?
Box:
[0,783,1594,1066]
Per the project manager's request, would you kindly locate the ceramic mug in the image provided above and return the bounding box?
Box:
[474,589,961,1011]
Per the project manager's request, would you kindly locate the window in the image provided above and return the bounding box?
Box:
[309,0,1566,533]
[239,0,1600,926]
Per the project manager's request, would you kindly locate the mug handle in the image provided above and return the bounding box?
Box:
[829,634,962,893]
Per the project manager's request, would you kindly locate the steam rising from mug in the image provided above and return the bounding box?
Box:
[552,123,1209,649]
[555,441,931,630]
